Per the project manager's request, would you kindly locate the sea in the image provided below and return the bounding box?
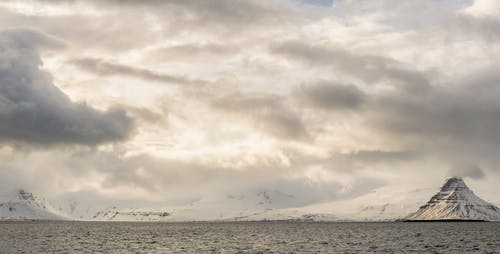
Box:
[0,221,498,253]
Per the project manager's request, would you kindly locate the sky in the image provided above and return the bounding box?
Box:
[0,0,500,209]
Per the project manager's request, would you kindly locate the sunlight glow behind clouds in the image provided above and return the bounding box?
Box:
[0,1,103,16]
[0,0,499,209]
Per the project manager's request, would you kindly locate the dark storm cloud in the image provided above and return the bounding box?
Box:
[212,93,310,141]
[295,82,367,110]
[70,58,207,86]
[0,29,134,146]
[271,41,430,94]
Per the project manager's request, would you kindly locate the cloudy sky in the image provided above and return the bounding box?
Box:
[1,0,500,208]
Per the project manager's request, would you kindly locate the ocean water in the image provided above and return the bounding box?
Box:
[0,221,498,253]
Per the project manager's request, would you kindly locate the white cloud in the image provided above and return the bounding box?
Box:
[463,0,500,17]
[0,0,499,209]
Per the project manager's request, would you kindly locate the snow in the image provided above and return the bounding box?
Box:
[53,198,101,220]
[93,190,296,222]
[4,178,500,222]
[93,186,435,222]
[91,179,500,222]
[0,190,68,220]
[232,185,434,222]
[405,177,500,221]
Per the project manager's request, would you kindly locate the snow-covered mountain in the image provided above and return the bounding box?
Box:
[93,187,434,222]
[404,177,500,221]
[0,190,68,220]
[53,198,101,220]
[93,190,302,222]
[93,179,499,222]
[232,185,434,222]
[6,178,499,222]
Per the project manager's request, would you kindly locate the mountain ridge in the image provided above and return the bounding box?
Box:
[3,178,500,222]
[404,177,500,221]
[0,190,68,220]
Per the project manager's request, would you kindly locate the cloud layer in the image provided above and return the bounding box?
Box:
[0,29,134,146]
[0,0,499,208]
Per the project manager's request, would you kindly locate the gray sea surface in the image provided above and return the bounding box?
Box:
[0,221,498,253]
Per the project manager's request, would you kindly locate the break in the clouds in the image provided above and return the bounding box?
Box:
[213,92,310,141]
[0,0,499,210]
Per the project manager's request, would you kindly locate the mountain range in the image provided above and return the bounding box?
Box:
[2,177,499,222]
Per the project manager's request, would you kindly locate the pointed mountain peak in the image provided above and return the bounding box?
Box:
[440,177,468,192]
[18,189,35,201]
[404,177,500,221]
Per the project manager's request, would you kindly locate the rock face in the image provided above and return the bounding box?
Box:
[0,190,67,220]
[405,177,500,221]
[93,208,171,222]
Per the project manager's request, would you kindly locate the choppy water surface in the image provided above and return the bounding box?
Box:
[0,221,498,253]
